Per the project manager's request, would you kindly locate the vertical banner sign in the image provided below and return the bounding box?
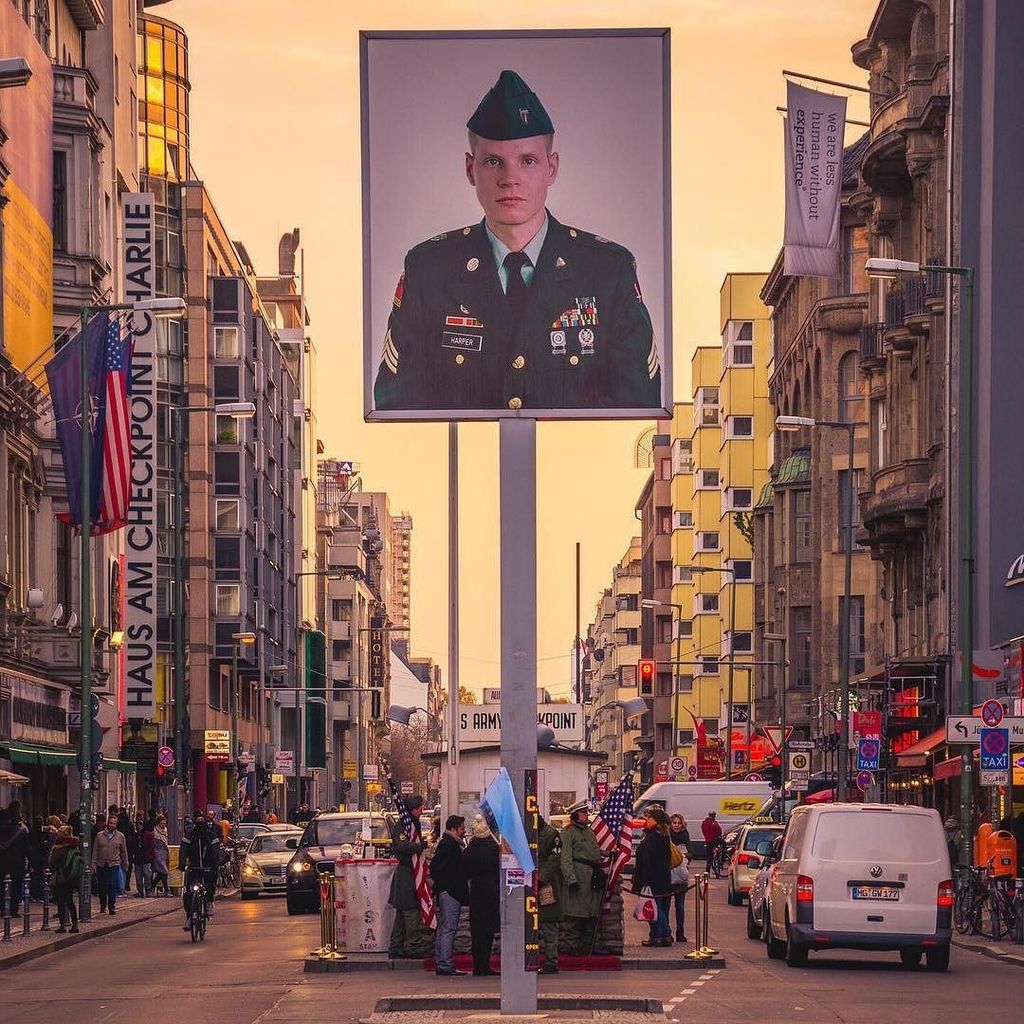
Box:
[368,628,387,689]
[782,82,847,278]
[523,768,540,972]
[122,194,157,719]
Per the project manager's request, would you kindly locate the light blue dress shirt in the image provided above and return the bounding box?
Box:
[485,215,549,293]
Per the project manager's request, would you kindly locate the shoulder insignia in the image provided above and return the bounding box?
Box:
[552,835,562,851]
[392,273,404,309]
[647,337,660,380]
[595,235,609,243]
[430,232,448,242]
[381,329,399,374]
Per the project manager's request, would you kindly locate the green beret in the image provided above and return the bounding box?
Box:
[467,70,554,141]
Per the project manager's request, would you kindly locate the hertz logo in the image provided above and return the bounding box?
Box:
[719,798,762,814]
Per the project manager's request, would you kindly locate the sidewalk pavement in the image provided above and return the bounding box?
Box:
[952,931,1024,968]
[0,892,182,971]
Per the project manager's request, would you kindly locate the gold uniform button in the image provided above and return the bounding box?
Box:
[512,355,525,369]
[569,228,577,238]
[569,355,579,366]
[455,354,465,365]
[508,397,522,411]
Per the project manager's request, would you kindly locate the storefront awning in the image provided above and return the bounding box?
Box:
[2,743,77,767]
[894,726,946,768]
[103,758,138,774]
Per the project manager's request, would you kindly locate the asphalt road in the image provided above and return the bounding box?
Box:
[2,881,1019,1023]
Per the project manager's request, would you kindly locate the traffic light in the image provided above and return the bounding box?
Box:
[765,755,782,789]
[637,658,656,697]
[155,763,170,786]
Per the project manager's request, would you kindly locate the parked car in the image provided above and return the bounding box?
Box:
[764,803,952,971]
[241,829,303,899]
[285,812,392,915]
[727,822,784,905]
[747,835,783,940]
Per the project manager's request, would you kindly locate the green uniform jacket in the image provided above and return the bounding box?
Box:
[559,820,602,919]
[387,817,425,912]
[537,823,564,924]
[373,213,661,413]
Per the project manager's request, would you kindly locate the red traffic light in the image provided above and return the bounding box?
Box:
[637,658,656,696]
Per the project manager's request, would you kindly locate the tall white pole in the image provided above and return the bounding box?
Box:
[445,423,460,819]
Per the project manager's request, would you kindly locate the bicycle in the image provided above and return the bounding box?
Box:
[953,864,987,935]
[709,840,730,879]
[985,873,1021,942]
[189,879,209,943]
[217,844,241,890]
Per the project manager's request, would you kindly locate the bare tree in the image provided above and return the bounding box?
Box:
[387,719,429,793]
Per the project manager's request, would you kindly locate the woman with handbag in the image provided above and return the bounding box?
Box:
[632,806,674,947]
[669,814,690,943]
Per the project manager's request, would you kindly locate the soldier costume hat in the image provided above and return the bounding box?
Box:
[467,69,554,141]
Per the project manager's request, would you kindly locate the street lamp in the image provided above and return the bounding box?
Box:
[763,633,788,791]
[641,598,684,758]
[230,631,257,841]
[866,256,976,856]
[76,296,185,920]
[172,400,255,833]
[586,697,648,750]
[387,704,437,727]
[776,414,863,801]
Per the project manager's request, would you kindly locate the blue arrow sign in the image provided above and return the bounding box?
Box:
[979,728,1009,771]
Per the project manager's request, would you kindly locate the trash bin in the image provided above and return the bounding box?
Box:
[975,823,993,868]
[335,857,397,953]
[987,830,1018,877]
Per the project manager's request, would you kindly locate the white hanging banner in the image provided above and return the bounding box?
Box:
[783,82,847,278]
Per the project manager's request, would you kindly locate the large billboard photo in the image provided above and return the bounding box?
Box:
[361,30,672,421]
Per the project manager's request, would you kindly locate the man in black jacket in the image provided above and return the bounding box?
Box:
[430,815,469,976]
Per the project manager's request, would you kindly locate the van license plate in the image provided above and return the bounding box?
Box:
[851,886,900,901]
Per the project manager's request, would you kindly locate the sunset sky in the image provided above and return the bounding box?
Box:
[161,0,874,698]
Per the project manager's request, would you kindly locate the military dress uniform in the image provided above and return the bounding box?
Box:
[537,818,564,971]
[559,809,604,956]
[374,214,660,413]
[387,815,434,958]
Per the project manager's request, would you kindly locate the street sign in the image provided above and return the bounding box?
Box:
[762,725,794,754]
[400,780,414,795]
[688,765,698,779]
[238,751,255,766]
[856,770,874,792]
[745,772,764,782]
[788,739,815,750]
[271,773,285,785]
[946,716,1024,744]
[669,755,686,774]
[343,760,358,780]
[788,750,810,791]
[157,746,175,769]
[362,763,379,782]
[274,751,294,773]
[979,728,1009,770]
[856,738,880,772]
[981,699,1005,727]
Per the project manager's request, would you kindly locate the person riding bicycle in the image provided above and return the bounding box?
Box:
[180,813,222,930]
[701,811,724,873]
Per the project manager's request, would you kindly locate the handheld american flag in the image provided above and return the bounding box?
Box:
[380,756,436,929]
[591,769,635,893]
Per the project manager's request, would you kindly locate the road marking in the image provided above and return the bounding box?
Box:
[681,988,696,995]
[669,996,684,1003]
[690,979,706,985]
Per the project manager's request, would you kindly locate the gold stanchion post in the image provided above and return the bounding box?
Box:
[685,873,707,960]
[699,874,718,956]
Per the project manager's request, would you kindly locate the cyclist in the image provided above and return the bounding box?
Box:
[180,812,222,930]
[700,811,724,874]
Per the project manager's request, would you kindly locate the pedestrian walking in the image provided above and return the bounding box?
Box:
[0,807,29,916]
[537,814,564,974]
[135,816,156,896]
[430,814,469,976]
[91,812,129,915]
[559,801,603,957]
[463,815,499,976]
[669,814,691,942]
[387,795,434,960]
[633,806,673,946]
[48,825,83,933]
[152,815,170,895]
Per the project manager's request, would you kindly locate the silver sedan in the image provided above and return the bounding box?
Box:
[240,830,303,899]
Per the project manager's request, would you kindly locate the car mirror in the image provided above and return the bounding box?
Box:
[748,856,761,869]
[755,840,773,857]
[285,837,298,850]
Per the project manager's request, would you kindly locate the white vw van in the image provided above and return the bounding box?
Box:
[765,803,952,971]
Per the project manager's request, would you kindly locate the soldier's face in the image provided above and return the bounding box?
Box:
[466,136,558,230]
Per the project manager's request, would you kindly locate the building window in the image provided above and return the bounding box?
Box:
[727,487,753,510]
[837,469,864,551]
[842,224,870,294]
[674,438,693,474]
[677,675,694,693]
[727,321,755,366]
[838,351,863,423]
[697,387,720,426]
[331,639,346,662]
[657,616,674,644]
[727,416,753,439]
[699,469,720,489]
[697,593,719,614]
[214,452,241,495]
[729,559,753,581]
[871,397,887,472]
[792,606,812,687]
[214,622,239,661]
[729,631,753,653]
[214,537,241,577]
[677,728,695,746]
[216,584,240,616]
[657,507,672,534]
[331,599,345,621]
[658,457,672,482]
[792,490,812,563]
[656,562,673,589]
[216,415,239,445]
[674,510,693,529]
[697,531,720,552]
[216,499,240,531]
[215,326,241,360]
[214,365,240,400]
[699,657,718,676]
[840,595,866,677]
[674,565,693,584]
[656,673,673,698]
[53,151,67,252]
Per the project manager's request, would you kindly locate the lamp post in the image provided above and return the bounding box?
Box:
[585,697,648,754]
[776,415,865,801]
[76,296,185,920]
[641,598,683,758]
[865,257,975,855]
[763,633,788,791]
[171,400,254,834]
[230,631,256,842]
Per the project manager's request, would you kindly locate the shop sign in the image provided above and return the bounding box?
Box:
[8,678,69,745]
[458,703,584,744]
[204,730,230,763]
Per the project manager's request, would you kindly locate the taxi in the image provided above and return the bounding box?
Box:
[727,820,784,905]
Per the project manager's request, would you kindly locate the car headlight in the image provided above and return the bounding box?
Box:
[290,859,312,873]
[243,861,260,876]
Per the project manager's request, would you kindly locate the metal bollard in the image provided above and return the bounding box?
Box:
[698,873,718,957]
[1,875,11,942]
[41,869,51,931]
[684,872,706,960]
[314,871,344,961]
[21,874,30,937]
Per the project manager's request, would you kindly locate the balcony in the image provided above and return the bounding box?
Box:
[860,457,931,547]
[328,542,366,575]
[66,0,104,30]
[53,65,98,114]
[859,322,886,365]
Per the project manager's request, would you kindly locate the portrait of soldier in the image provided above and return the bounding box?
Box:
[373,69,662,413]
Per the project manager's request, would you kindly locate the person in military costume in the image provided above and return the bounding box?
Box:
[387,794,434,959]
[374,69,662,413]
[559,800,604,956]
[536,814,564,973]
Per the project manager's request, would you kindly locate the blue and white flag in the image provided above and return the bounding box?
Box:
[480,767,535,874]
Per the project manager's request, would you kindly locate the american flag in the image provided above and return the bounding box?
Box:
[591,769,635,893]
[381,758,437,929]
[96,316,132,535]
